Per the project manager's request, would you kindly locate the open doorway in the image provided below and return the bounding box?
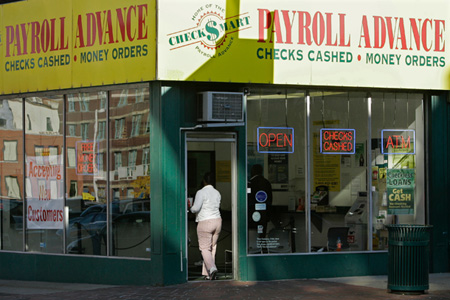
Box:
[185,132,237,281]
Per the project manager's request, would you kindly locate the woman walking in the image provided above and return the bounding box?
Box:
[190,172,222,280]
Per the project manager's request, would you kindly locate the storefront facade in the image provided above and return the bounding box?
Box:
[0,0,449,286]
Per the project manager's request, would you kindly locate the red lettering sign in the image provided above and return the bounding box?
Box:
[320,128,355,154]
[76,141,99,175]
[258,127,294,153]
[382,130,415,154]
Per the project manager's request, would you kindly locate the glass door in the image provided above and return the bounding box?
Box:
[185,132,237,281]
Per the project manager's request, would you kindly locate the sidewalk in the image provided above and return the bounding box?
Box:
[0,273,449,300]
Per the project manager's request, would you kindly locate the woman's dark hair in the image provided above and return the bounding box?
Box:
[203,172,215,186]
[251,164,263,177]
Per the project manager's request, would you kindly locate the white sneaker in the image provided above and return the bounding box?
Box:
[209,267,218,280]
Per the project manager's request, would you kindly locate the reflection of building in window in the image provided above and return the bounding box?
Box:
[128,150,137,177]
[69,180,77,197]
[97,121,106,140]
[145,113,150,133]
[99,91,107,109]
[25,178,32,197]
[98,188,106,199]
[5,176,21,199]
[25,97,62,134]
[135,88,145,103]
[128,150,137,167]
[68,124,76,136]
[80,93,90,112]
[68,94,76,112]
[142,147,150,165]
[35,145,44,165]
[67,148,76,168]
[127,188,134,199]
[131,114,142,137]
[49,146,58,165]
[4,140,18,161]
[115,118,125,139]
[114,152,122,171]
[118,89,128,106]
[46,117,53,132]
[97,153,104,172]
[143,147,150,175]
[113,188,120,200]
[27,114,32,130]
[81,123,89,140]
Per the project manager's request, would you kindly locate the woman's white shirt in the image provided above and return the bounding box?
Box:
[190,185,221,222]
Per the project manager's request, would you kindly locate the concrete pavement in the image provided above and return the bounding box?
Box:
[0,273,449,299]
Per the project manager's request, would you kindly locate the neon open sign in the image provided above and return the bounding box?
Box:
[257,127,294,153]
[382,129,415,155]
[320,128,355,154]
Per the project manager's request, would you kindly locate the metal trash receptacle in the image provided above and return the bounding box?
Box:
[386,224,433,294]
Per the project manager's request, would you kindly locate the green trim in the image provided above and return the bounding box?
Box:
[244,252,388,281]
[0,252,153,285]
[428,94,450,273]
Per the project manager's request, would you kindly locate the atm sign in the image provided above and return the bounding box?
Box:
[382,129,415,155]
[320,128,355,154]
[257,127,294,153]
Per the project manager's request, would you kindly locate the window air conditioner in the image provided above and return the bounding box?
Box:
[197,92,244,122]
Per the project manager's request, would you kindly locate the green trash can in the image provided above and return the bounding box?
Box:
[386,224,433,294]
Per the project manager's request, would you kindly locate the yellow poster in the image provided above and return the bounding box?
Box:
[313,133,340,191]
[216,160,231,182]
[1,0,156,94]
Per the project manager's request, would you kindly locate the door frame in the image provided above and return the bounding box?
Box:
[184,131,238,281]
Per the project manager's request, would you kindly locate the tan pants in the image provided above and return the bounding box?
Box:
[197,217,222,276]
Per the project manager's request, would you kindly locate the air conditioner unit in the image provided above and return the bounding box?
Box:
[197,91,244,122]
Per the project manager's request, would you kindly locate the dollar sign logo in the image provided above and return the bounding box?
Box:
[205,18,219,42]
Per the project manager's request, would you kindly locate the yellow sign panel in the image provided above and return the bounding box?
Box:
[313,133,340,191]
[1,0,155,95]
[72,0,155,87]
[2,0,72,93]
[216,160,231,182]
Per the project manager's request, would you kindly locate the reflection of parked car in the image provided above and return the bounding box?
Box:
[111,211,151,258]
[65,198,150,256]
[65,204,112,255]
[123,199,150,214]
[0,198,23,230]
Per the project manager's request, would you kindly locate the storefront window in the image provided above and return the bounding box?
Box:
[0,99,23,251]
[25,96,64,253]
[1,86,151,258]
[66,92,108,255]
[246,90,425,254]
[371,93,424,251]
[247,88,307,254]
[310,91,368,252]
[109,88,151,258]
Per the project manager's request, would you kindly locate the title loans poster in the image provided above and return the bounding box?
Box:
[26,156,64,229]
[158,0,450,90]
[0,0,156,94]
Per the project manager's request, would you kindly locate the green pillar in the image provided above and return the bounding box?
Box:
[428,93,450,273]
